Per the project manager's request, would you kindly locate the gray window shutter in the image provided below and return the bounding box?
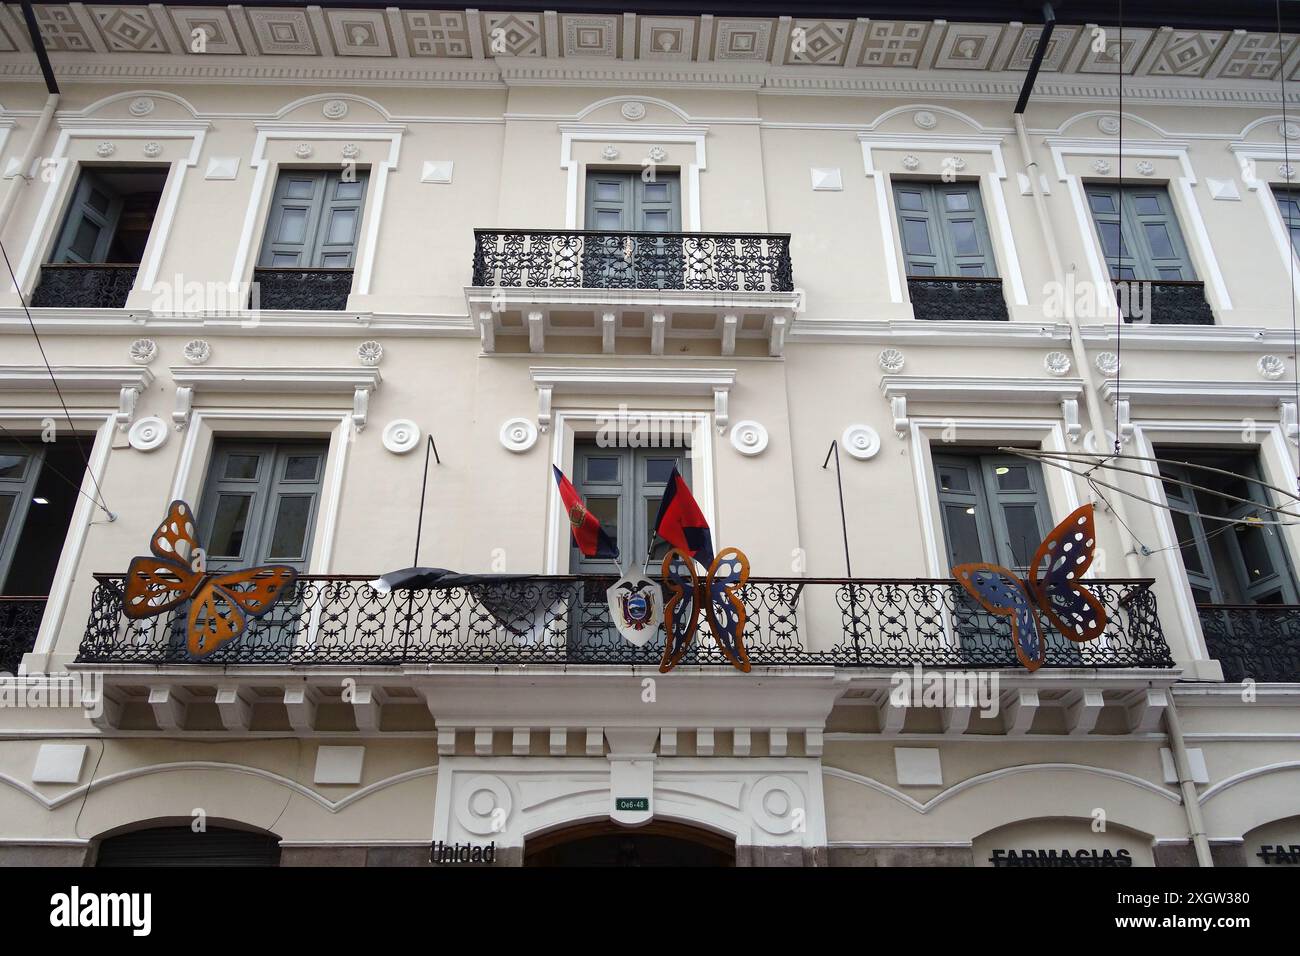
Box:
[634,173,681,232]
[0,443,44,592]
[1085,184,1196,280]
[258,171,368,268]
[932,453,996,566]
[585,173,634,231]
[316,171,369,267]
[894,182,996,277]
[52,171,123,264]
[894,183,942,276]
[570,445,690,573]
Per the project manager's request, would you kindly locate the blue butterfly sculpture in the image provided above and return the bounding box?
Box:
[951,504,1107,672]
[660,547,750,673]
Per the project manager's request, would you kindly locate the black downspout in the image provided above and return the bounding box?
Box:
[20,0,59,95]
[1014,2,1055,114]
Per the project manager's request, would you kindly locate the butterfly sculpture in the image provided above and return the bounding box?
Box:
[951,504,1106,672]
[122,500,298,658]
[659,547,750,673]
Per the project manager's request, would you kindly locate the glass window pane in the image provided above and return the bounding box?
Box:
[283,455,320,481]
[1003,505,1043,568]
[1171,512,1204,574]
[586,496,618,538]
[909,263,935,276]
[0,494,14,539]
[1235,519,1279,583]
[208,494,252,557]
[944,504,984,565]
[1088,193,1116,214]
[320,254,351,267]
[647,498,671,560]
[334,180,363,200]
[276,207,308,244]
[897,191,925,211]
[585,457,618,482]
[1134,196,1162,215]
[993,464,1031,492]
[595,210,621,229]
[642,211,669,232]
[1157,267,1183,280]
[285,179,315,200]
[1113,266,1137,279]
[949,219,979,255]
[1143,222,1176,259]
[944,192,971,211]
[267,495,312,560]
[959,264,985,276]
[223,454,260,480]
[938,466,971,493]
[596,182,621,201]
[0,454,28,480]
[87,188,111,215]
[325,209,357,245]
[902,219,932,255]
[643,183,669,201]
[1097,221,1126,258]
[271,253,300,266]
[645,458,676,484]
[71,220,101,261]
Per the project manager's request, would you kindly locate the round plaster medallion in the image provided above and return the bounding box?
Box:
[382,419,421,454]
[142,141,162,158]
[601,145,620,160]
[128,96,155,116]
[647,145,667,163]
[455,775,513,836]
[128,417,169,452]
[878,348,905,373]
[729,420,769,456]
[621,101,646,121]
[294,143,314,159]
[1281,163,1297,180]
[96,141,116,158]
[901,154,921,171]
[128,338,157,365]
[323,99,349,119]
[1098,116,1121,135]
[1044,351,1072,376]
[1092,158,1112,175]
[1136,160,1155,176]
[748,775,806,837]
[182,339,211,365]
[842,424,881,461]
[500,417,538,453]
[357,340,383,366]
[1258,354,1287,380]
[341,143,360,160]
[944,156,967,172]
[913,110,938,130]
[1095,351,1121,375]
[1084,428,1120,456]
[1281,121,1300,141]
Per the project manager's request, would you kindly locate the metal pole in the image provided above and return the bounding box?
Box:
[412,434,440,567]
[822,440,852,577]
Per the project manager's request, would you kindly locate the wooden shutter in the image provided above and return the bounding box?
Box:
[894,182,997,277]
[259,170,369,268]
[585,172,634,231]
[51,171,123,264]
[634,173,681,232]
[1085,184,1196,280]
[316,171,369,267]
[0,443,44,592]
[894,183,943,276]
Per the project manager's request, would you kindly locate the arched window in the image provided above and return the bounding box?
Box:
[95,825,281,867]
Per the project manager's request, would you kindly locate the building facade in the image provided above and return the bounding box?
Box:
[0,0,1297,866]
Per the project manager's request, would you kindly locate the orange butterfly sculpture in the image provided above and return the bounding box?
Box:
[123,500,298,658]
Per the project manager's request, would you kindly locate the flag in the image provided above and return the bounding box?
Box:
[652,466,714,566]
[553,465,619,560]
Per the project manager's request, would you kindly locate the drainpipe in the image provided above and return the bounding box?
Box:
[0,92,59,237]
[1163,695,1214,866]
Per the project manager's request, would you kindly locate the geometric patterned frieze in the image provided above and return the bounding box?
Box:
[714,18,774,61]
[1076,27,1154,74]
[246,7,320,56]
[325,8,394,57]
[482,11,545,57]
[562,14,618,58]
[932,22,1002,71]
[168,7,243,55]
[858,20,932,68]
[639,16,695,60]
[403,10,472,57]
[1005,24,1079,71]
[786,19,850,66]
[88,5,166,53]
[34,5,95,52]
[1148,29,1227,77]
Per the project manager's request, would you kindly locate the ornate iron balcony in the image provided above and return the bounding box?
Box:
[1198,604,1300,682]
[76,574,1172,669]
[472,229,794,293]
[1116,279,1215,325]
[31,264,138,308]
[907,277,1009,321]
[252,268,353,310]
[1,597,46,675]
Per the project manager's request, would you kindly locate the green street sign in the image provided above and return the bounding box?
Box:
[615,797,650,812]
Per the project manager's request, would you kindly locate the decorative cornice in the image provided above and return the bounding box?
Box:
[0,365,153,392]
[789,318,1073,346]
[170,366,381,393]
[1100,379,1300,407]
[881,375,1084,404]
[529,366,735,395]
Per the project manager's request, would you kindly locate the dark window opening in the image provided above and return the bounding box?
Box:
[50,167,167,266]
[95,825,281,867]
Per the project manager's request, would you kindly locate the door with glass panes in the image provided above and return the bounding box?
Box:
[0,443,43,593]
[583,171,681,288]
[194,440,327,653]
[933,451,1083,663]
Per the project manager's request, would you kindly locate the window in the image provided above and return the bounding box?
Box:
[585,171,680,232]
[892,182,996,277]
[198,440,328,573]
[1274,188,1300,257]
[569,445,690,574]
[1157,449,1298,605]
[258,170,369,268]
[1084,184,1196,280]
[50,167,167,266]
[0,438,90,596]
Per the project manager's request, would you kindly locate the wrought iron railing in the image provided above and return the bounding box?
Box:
[31,264,138,308]
[1115,279,1214,325]
[1,597,47,675]
[252,268,354,310]
[907,277,1009,321]
[76,574,1172,668]
[1199,604,1300,682]
[472,229,794,293]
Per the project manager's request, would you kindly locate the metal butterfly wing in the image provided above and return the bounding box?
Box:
[187,566,298,658]
[123,500,205,619]
[659,548,701,672]
[1027,504,1107,644]
[951,563,1046,671]
[704,548,751,673]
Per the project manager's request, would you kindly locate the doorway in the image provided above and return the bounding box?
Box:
[524,819,735,867]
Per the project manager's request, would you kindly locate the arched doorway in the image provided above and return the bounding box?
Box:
[524,819,735,867]
[94,823,281,867]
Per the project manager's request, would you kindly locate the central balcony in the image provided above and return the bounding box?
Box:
[467,229,798,356]
[78,573,1171,669]
[1198,604,1300,682]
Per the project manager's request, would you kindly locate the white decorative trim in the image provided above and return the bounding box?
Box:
[499,417,538,453]
[142,141,162,158]
[182,339,211,365]
[841,424,880,461]
[356,340,384,366]
[810,167,842,191]
[323,99,349,120]
[294,143,314,159]
[382,419,420,455]
[229,123,404,298]
[901,153,920,170]
[420,160,454,184]
[878,348,905,373]
[169,366,381,434]
[1096,351,1121,375]
[1259,355,1287,380]
[128,97,155,117]
[600,144,620,160]
[621,101,647,120]
[1231,144,1300,309]
[729,420,768,456]
[913,111,938,130]
[1092,158,1111,175]
[128,338,157,365]
[1136,159,1155,176]
[1044,351,1072,376]
[127,416,168,452]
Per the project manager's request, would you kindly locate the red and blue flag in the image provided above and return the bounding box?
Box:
[652,466,714,567]
[553,465,619,560]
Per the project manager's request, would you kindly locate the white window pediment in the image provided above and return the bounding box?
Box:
[169,365,381,432]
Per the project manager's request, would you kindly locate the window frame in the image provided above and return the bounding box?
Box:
[257,168,370,270]
[932,449,1051,571]
[0,442,44,593]
[583,169,682,233]
[892,180,998,278]
[1084,183,1197,281]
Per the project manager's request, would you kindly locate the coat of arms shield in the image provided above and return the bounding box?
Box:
[606,572,664,647]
